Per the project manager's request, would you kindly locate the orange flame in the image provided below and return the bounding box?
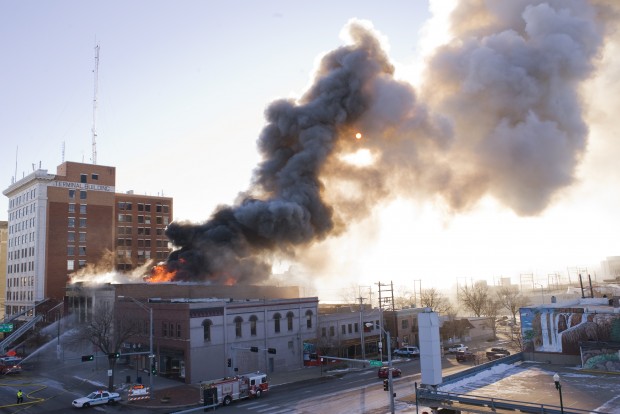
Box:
[145,263,177,283]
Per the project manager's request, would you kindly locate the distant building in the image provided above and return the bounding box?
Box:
[315,304,382,361]
[2,161,172,319]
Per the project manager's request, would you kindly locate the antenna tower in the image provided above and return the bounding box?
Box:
[91,43,99,164]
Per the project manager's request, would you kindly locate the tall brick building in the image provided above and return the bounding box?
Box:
[2,161,172,319]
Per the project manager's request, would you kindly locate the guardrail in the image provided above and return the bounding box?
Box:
[442,352,524,385]
[417,388,606,414]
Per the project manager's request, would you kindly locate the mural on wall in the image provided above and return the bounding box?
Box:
[520,306,620,355]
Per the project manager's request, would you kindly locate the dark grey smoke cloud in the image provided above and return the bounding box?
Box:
[162,1,612,284]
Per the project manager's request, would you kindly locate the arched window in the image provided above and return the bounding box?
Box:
[286,311,294,331]
[202,319,212,341]
[273,313,281,333]
[234,316,243,338]
[305,310,313,329]
[249,315,258,336]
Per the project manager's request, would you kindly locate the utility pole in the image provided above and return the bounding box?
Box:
[91,43,99,165]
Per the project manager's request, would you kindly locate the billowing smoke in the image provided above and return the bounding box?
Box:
[162,1,613,284]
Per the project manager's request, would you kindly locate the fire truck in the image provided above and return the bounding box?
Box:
[200,372,268,407]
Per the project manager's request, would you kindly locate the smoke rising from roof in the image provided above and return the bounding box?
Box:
[163,1,614,284]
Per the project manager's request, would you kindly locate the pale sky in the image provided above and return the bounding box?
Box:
[1,1,619,302]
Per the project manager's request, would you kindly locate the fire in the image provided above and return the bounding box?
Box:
[145,263,176,283]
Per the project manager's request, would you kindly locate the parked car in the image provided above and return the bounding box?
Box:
[455,351,476,362]
[486,347,511,361]
[72,390,121,408]
[378,366,402,378]
[393,346,420,357]
[448,344,468,353]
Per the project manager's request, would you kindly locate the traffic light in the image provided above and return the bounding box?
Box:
[81,355,94,362]
[250,346,259,352]
[383,379,389,391]
[108,352,120,359]
[267,348,277,354]
[227,358,232,367]
[151,364,157,375]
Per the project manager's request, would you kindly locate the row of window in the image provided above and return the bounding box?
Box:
[8,246,34,261]
[68,217,87,228]
[68,204,87,214]
[67,246,86,256]
[67,260,87,271]
[7,276,34,288]
[202,310,314,341]
[7,261,34,274]
[6,290,34,302]
[68,232,87,243]
[117,202,170,213]
[79,173,99,183]
[68,189,87,200]
[7,232,34,248]
[9,188,36,209]
[321,319,381,337]
[8,212,35,231]
[116,239,169,248]
[117,215,170,225]
[117,227,167,237]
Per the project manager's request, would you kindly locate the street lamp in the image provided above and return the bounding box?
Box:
[118,296,154,400]
[553,373,564,414]
[366,322,395,414]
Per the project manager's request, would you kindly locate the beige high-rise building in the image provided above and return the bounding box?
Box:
[0,221,7,320]
[2,161,173,319]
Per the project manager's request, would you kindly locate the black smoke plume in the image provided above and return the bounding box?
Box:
[162,1,612,284]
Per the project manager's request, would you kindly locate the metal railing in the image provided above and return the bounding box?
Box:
[417,388,607,414]
[0,315,43,354]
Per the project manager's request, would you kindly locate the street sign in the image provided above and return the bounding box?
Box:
[369,360,382,367]
[0,324,13,333]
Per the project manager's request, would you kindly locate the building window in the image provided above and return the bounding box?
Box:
[80,174,87,183]
[79,232,86,242]
[329,326,335,337]
[250,315,258,336]
[402,320,409,329]
[341,325,346,335]
[79,218,86,228]
[177,324,181,338]
[162,322,168,337]
[202,319,212,341]
[79,246,86,256]
[80,204,87,214]
[68,204,75,213]
[321,327,327,337]
[80,190,86,200]
[67,246,75,256]
[78,260,86,269]
[287,311,294,331]
[69,189,75,199]
[306,310,313,329]
[234,316,243,338]
[67,260,75,271]
[273,313,281,333]
[91,173,98,180]
[68,217,75,228]
[348,323,352,334]
[354,323,359,333]
[68,232,75,242]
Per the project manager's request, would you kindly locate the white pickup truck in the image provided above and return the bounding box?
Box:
[72,390,121,408]
[447,344,468,353]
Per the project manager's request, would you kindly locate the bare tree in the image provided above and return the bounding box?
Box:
[496,286,529,323]
[68,301,140,391]
[458,281,489,317]
[419,288,453,315]
[483,299,501,339]
[393,286,416,309]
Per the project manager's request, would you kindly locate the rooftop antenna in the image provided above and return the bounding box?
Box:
[91,42,99,165]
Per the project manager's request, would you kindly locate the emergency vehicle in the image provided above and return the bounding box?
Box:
[200,372,268,407]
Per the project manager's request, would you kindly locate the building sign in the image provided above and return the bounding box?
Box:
[52,181,114,192]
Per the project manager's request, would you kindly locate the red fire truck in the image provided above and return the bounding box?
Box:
[200,372,268,407]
